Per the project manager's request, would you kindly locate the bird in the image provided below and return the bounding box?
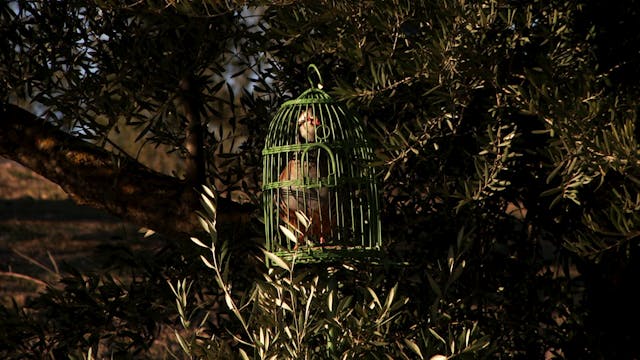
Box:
[297,108,321,143]
[277,109,333,247]
[278,158,332,247]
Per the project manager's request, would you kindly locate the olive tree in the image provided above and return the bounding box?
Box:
[2,0,639,358]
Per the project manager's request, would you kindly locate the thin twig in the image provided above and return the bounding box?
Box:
[12,248,58,277]
[0,271,49,288]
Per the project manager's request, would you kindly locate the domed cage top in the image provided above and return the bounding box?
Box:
[262,72,382,263]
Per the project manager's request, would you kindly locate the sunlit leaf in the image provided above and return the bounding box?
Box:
[201,193,217,220]
[276,298,293,312]
[328,290,334,312]
[279,225,299,244]
[239,348,250,360]
[429,328,447,346]
[200,255,215,269]
[190,237,209,248]
[263,250,291,271]
[224,292,235,310]
[294,210,310,229]
[366,287,382,309]
[403,339,423,359]
[174,330,190,353]
[201,221,213,235]
[202,185,216,199]
[383,284,397,311]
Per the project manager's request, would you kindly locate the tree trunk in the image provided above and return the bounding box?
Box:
[179,76,207,186]
[0,103,253,239]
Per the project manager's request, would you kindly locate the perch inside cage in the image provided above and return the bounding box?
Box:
[262,67,381,263]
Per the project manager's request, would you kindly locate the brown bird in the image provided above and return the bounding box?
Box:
[278,109,333,247]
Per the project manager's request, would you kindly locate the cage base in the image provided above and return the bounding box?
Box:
[273,246,385,264]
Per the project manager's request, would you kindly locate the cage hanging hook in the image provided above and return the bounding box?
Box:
[307,64,323,89]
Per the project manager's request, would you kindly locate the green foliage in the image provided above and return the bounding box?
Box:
[1,0,266,190]
[3,0,640,358]
[253,0,640,260]
[169,186,491,359]
[253,3,640,355]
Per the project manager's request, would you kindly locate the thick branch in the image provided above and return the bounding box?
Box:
[0,103,253,239]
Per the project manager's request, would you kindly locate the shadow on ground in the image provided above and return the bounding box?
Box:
[0,196,156,305]
[0,198,122,222]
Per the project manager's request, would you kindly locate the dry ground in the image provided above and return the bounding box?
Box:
[0,157,156,305]
[0,157,202,357]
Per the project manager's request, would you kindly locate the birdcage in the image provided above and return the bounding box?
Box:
[262,66,381,263]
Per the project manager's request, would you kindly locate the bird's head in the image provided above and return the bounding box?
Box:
[297,109,320,142]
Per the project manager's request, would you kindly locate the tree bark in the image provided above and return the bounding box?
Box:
[0,103,253,239]
[179,76,207,186]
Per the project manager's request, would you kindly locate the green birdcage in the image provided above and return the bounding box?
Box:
[262,66,381,263]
